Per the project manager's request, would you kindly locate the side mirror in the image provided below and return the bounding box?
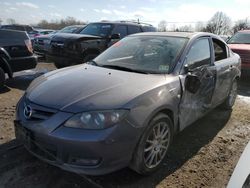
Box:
[185,74,201,94]
[110,33,120,39]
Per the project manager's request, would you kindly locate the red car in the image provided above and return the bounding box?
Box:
[228,30,250,73]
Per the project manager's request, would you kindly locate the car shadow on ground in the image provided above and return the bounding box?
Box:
[238,76,250,97]
[0,107,232,188]
[3,69,49,92]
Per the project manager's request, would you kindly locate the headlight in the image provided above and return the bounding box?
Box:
[64,110,128,129]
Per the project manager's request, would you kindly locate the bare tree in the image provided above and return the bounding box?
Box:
[233,18,249,33]
[158,20,167,32]
[178,24,194,32]
[6,18,16,25]
[36,17,86,30]
[204,12,232,35]
[195,21,205,32]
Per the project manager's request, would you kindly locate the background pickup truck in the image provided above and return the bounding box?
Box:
[0,29,37,89]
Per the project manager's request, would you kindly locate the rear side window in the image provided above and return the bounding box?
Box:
[212,38,227,61]
[186,38,211,69]
[128,25,142,34]
[142,26,157,32]
[112,25,128,38]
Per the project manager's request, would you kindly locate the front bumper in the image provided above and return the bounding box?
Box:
[14,111,141,175]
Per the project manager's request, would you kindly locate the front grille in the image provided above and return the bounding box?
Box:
[23,101,57,121]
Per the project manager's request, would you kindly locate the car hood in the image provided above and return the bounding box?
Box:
[228,44,250,51]
[26,64,169,113]
[51,33,102,42]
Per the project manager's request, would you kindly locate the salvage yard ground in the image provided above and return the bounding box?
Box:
[0,62,250,188]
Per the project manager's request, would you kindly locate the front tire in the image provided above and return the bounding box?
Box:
[130,113,173,175]
[0,67,6,89]
[221,79,238,110]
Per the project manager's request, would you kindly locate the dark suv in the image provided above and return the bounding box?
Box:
[47,21,156,68]
[0,29,37,89]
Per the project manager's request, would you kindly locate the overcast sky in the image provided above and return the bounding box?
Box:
[0,0,249,26]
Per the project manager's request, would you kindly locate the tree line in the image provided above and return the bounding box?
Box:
[1,11,249,34]
[0,17,87,30]
[158,11,249,35]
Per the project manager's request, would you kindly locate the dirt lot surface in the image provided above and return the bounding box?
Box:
[0,63,250,188]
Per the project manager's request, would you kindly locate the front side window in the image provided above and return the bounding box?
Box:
[212,38,227,61]
[227,32,250,44]
[80,23,112,37]
[94,36,188,74]
[186,38,211,69]
[112,25,128,38]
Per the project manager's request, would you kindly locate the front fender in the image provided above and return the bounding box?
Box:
[124,77,181,133]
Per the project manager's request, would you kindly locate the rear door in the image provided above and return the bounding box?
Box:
[211,38,234,105]
[179,37,217,130]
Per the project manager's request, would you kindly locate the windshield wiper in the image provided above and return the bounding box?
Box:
[87,60,99,66]
[101,65,149,74]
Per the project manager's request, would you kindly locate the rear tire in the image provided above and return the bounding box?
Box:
[221,79,238,110]
[130,113,173,175]
[0,67,6,90]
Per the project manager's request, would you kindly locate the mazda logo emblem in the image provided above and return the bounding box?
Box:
[24,105,32,119]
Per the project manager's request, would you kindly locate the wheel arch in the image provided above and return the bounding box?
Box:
[0,56,13,78]
[143,106,178,134]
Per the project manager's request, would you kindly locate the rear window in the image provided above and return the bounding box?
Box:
[142,26,157,32]
[1,25,25,31]
[0,30,27,39]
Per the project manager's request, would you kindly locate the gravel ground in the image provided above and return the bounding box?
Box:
[0,62,250,188]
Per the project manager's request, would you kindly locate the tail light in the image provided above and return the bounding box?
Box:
[25,39,33,53]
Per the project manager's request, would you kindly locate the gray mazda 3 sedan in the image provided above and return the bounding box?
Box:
[15,32,241,175]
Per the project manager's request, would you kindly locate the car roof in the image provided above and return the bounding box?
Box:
[131,31,221,39]
[90,21,154,27]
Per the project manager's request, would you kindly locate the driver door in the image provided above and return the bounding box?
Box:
[179,37,217,131]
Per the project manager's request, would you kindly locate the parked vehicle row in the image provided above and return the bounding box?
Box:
[33,25,86,56]
[0,29,37,89]
[14,32,241,175]
[45,21,157,68]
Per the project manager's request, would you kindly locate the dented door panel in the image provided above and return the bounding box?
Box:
[179,65,216,131]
